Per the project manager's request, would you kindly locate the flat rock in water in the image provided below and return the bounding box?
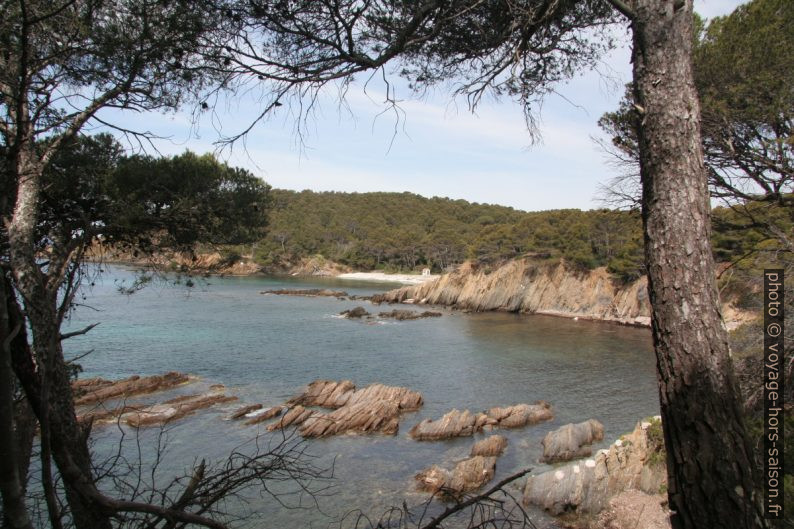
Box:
[541,419,604,463]
[260,288,348,298]
[416,456,497,496]
[377,309,442,320]
[123,392,237,428]
[410,402,552,440]
[485,402,553,428]
[523,419,667,515]
[73,372,193,406]
[471,435,508,457]
[409,409,490,440]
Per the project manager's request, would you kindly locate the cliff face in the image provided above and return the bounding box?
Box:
[373,260,652,326]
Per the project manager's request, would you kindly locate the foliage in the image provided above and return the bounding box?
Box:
[257,190,650,275]
[22,134,272,257]
[598,0,794,267]
[108,149,272,250]
[645,417,666,468]
[255,189,768,283]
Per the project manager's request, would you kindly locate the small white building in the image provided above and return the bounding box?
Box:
[421,268,431,276]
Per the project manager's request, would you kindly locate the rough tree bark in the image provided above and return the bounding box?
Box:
[630,1,766,528]
[0,273,33,529]
[7,146,114,529]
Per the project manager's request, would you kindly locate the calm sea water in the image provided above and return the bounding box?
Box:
[62,265,659,528]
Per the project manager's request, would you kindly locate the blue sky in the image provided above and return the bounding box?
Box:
[99,0,746,212]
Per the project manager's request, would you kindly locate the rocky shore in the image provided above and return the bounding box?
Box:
[371,258,755,329]
[73,372,670,528]
[372,259,652,326]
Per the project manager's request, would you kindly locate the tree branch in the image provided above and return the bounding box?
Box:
[59,323,99,341]
[420,468,533,529]
[605,0,636,20]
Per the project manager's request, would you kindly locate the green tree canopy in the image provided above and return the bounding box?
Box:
[599,0,793,210]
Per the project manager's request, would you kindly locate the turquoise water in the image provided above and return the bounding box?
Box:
[63,265,658,527]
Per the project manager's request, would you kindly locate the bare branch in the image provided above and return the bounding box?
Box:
[59,322,99,341]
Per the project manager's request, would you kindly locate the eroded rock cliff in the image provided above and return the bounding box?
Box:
[373,260,651,326]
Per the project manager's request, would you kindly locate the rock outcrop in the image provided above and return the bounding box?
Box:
[73,372,193,406]
[416,456,497,497]
[523,419,667,515]
[274,380,423,437]
[285,380,356,408]
[486,402,553,428]
[409,409,488,440]
[409,402,552,440]
[541,419,605,463]
[372,260,651,326]
[416,435,508,496]
[266,405,318,431]
[471,434,508,457]
[300,399,402,437]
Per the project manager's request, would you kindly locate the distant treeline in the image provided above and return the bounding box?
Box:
[239,189,785,282]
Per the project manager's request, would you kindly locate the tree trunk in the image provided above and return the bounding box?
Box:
[8,148,114,529]
[0,274,33,529]
[630,1,765,528]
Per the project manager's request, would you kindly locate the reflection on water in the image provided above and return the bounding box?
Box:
[64,266,658,527]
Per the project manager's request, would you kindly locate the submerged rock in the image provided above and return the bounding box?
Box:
[523,419,667,515]
[260,288,348,298]
[377,309,442,320]
[541,419,605,463]
[73,372,193,406]
[471,435,508,457]
[341,306,371,318]
[123,391,237,428]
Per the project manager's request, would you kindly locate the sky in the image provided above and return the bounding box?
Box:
[99,0,747,213]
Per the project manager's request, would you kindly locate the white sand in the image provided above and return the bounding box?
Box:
[336,271,438,285]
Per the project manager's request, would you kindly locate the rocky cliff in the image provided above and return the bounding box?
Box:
[373,260,652,326]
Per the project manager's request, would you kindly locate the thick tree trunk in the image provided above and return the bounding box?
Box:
[630,1,766,528]
[0,274,33,529]
[8,149,113,529]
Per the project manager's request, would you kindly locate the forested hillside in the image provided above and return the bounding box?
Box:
[245,189,788,283]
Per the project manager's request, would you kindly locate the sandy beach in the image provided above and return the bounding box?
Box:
[336,271,438,285]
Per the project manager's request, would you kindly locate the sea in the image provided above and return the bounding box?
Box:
[61,265,659,528]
